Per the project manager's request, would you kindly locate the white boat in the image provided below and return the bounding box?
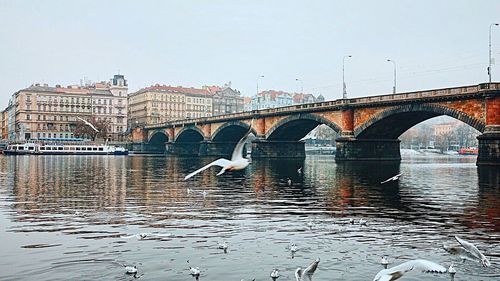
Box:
[3,142,128,155]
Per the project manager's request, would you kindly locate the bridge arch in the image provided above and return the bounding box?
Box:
[175,126,205,142]
[212,121,257,142]
[266,113,342,141]
[148,130,169,153]
[355,104,485,139]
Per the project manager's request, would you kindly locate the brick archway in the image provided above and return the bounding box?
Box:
[211,120,257,142]
[175,126,205,142]
[355,104,485,139]
[266,113,342,141]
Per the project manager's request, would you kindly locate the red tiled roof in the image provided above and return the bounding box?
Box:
[139,85,212,96]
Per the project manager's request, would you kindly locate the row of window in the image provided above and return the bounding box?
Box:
[33,95,119,105]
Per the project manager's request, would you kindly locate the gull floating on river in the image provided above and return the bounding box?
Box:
[295,258,320,281]
[380,256,389,269]
[123,264,138,274]
[184,122,253,180]
[373,259,447,281]
[270,268,280,280]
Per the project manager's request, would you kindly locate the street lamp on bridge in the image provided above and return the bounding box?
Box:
[342,55,352,99]
[295,78,303,93]
[387,59,397,94]
[489,23,499,83]
[256,75,265,95]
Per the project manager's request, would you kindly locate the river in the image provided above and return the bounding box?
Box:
[0,155,499,280]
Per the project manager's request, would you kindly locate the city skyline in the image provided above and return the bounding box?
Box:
[1,0,500,109]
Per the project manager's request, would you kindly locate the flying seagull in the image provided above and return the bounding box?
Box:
[373,259,447,281]
[77,117,99,132]
[448,236,491,267]
[295,258,320,281]
[184,122,253,180]
[380,173,401,184]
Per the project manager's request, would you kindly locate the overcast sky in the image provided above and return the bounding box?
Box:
[1,0,499,109]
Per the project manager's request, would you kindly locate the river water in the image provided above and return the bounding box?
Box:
[0,154,499,281]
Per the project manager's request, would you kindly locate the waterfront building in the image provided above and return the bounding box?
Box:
[203,82,244,116]
[128,85,212,126]
[246,90,323,111]
[8,74,128,141]
[0,106,8,139]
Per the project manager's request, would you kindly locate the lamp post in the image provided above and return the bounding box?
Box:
[256,75,264,95]
[295,78,303,93]
[489,23,499,83]
[342,55,352,99]
[387,59,397,94]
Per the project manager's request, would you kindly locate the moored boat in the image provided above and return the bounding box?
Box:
[458,147,478,155]
[3,141,128,155]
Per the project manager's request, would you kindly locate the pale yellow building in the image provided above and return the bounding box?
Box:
[128,85,212,126]
[0,108,8,139]
[9,74,128,141]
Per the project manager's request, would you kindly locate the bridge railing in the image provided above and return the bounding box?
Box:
[145,82,500,129]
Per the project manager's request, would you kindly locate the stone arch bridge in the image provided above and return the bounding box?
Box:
[130,83,500,165]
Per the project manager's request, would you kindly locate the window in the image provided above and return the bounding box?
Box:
[26,114,31,120]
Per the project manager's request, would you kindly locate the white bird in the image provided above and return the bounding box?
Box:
[184,122,253,180]
[77,117,99,132]
[448,263,456,277]
[443,243,479,262]
[380,256,389,269]
[121,232,172,240]
[452,236,490,267]
[123,264,138,274]
[287,178,292,186]
[359,218,368,226]
[270,268,280,280]
[373,259,447,281]
[290,243,299,253]
[306,221,314,230]
[297,167,303,174]
[380,173,402,184]
[295,258,320,281]
[187,260,201,280]
[121,233,151,240]
[218,241,228,253]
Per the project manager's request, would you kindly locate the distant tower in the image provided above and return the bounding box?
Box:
[109,74,128,97]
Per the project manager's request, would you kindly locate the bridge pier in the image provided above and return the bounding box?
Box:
[477,126,500,166]
[198,141,244,157]
[167,142,201,156]
[251,139,305,158]
[335,138,401,161]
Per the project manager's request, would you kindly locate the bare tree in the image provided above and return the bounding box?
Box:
[73,117,111,141]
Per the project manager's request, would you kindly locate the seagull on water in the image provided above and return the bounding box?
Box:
[373,259,447,281]
[121,232,172,240]
[287,178,292,186]
[77,117,99,132]
[295,258,320,281]
[359,218,368,226]
[380,256,389,269]
[297,167,303,175]
[448,263,456,280]
[380,173,401,184]
[187,260,201,280]
[184,121,253,180]
[270,268,280,280]
[123,264,138,274]
[444,236,490,267]
[217,241,228,253]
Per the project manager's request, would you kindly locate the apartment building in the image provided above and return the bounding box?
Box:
[7,74,128,141]
[204,83,244,116]
[128,85,213,126]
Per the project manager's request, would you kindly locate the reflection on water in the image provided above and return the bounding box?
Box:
[0,155,499,280]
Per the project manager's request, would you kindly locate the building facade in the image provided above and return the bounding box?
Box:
[204,83,244,116]
[128,85,213,126]
[8,74,128,141]
[246,90,323,111]
[0,106,8,140]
